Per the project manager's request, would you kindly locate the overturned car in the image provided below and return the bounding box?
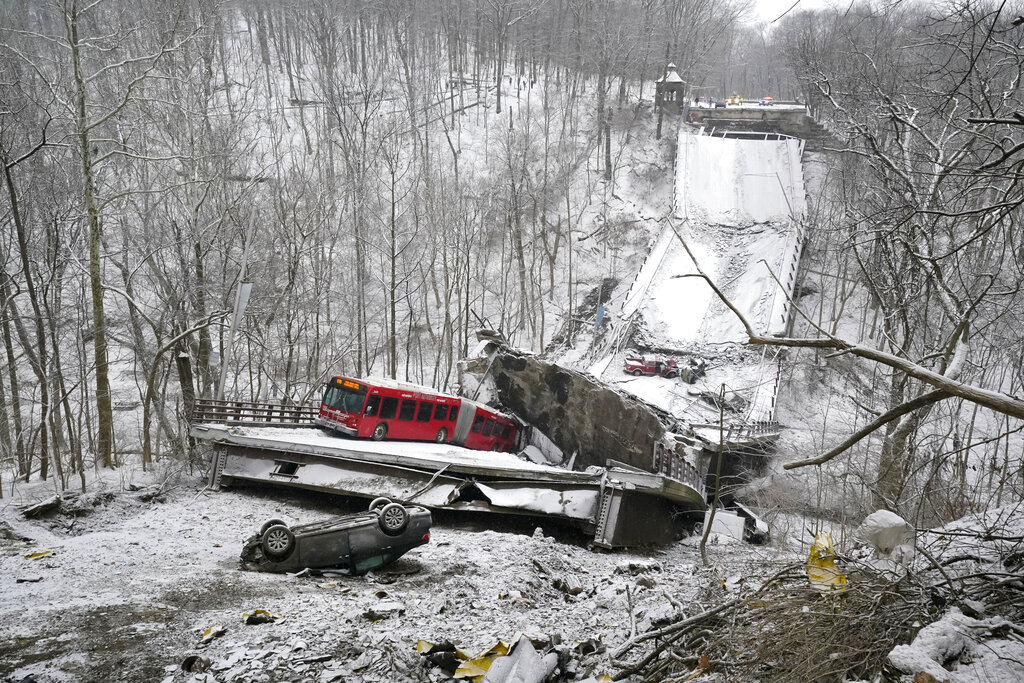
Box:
[240,498,431,574]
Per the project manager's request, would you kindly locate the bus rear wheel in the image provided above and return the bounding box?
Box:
[372,423,388,441]
[435,428,448,443]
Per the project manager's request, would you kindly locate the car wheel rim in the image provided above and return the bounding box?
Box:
[266,530,289,553]
[383,508,403,529]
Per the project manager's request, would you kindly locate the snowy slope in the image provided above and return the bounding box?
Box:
[590,127,806,426]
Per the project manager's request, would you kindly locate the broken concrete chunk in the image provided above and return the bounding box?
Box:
[635,575,657,589]
[362,600,405,620]
[531,558,553,575]
[614,560,662,575]
[180,655,212,673]
[703,509,745,542]
[553,575,584,596]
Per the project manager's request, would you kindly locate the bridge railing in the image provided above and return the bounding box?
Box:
[653,441,706,496]
[192,399,317,427]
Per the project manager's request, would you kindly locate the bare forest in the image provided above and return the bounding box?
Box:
[3,0,1024,680]
[0,0,781,491]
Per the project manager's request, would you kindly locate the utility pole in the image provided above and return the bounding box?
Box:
[700,383,727,565]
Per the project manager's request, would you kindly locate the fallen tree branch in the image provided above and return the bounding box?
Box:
[783,390,949,469]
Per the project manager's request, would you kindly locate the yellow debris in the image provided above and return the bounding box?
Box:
[806,531,848,593]
[24,550,51,560]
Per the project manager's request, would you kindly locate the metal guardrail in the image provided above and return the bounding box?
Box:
[192,399,317,427]
[653,441,705,496]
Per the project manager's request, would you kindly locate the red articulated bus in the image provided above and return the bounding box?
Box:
[314,376,518,452]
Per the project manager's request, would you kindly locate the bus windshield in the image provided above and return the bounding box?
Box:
[322,381,368,415]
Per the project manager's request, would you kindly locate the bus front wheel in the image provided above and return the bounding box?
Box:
[372,423,388,441]
[435,428,448,443]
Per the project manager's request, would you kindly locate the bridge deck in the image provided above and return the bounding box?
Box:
[192,423,706,547]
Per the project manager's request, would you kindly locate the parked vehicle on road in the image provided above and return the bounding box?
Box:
[240,498,431,574]
[315,376,518,452]
[759,95,774,106]
[624,356,680,378]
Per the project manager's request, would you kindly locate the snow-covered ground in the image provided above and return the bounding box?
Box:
[0,470,790,682]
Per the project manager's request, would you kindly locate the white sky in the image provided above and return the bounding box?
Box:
[752,0,831,23]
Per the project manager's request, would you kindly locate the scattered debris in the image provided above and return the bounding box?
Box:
[363,600,405,620]
[703,508,745,542]
[242,609,282,625]
[15,576,43,583]
[806,531,847,593]
[482,637,557,683]
[0,521,32,543]
[614,560,661,575]
[197,625,226,647]
[180,655,212,673]
[20,496,60,519]
[553,575,585,596]
[23,550,52,561]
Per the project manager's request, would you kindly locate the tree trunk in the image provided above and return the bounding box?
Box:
[69,4,114,468]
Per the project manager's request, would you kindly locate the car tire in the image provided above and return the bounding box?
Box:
[378,503,409,536]
[260,518,288,536]
[261,524,296,561]
[372,423,388,441]
[631,369,643,376]
[368,497,392,512]
[666,371,678,378]
[435,427,448,443]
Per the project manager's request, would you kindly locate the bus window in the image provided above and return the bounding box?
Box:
[380,396,398,420]
[323,382,368,414]
[471,413,485,433]
[433,404,449,421]
[482,418,495,436]
[364,395,381,417]
[501,424,511,438]
[449,406,459,422]
[398,399,417,421]
[416,402,434,422]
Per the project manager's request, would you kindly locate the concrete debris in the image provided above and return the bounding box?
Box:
[362,600,405,620]
[482,638,558,683]
[635,575,657,589]
[553,575,585,596]
[180,655,212,673]
[614,559,662,575]
[703,509,745,542]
